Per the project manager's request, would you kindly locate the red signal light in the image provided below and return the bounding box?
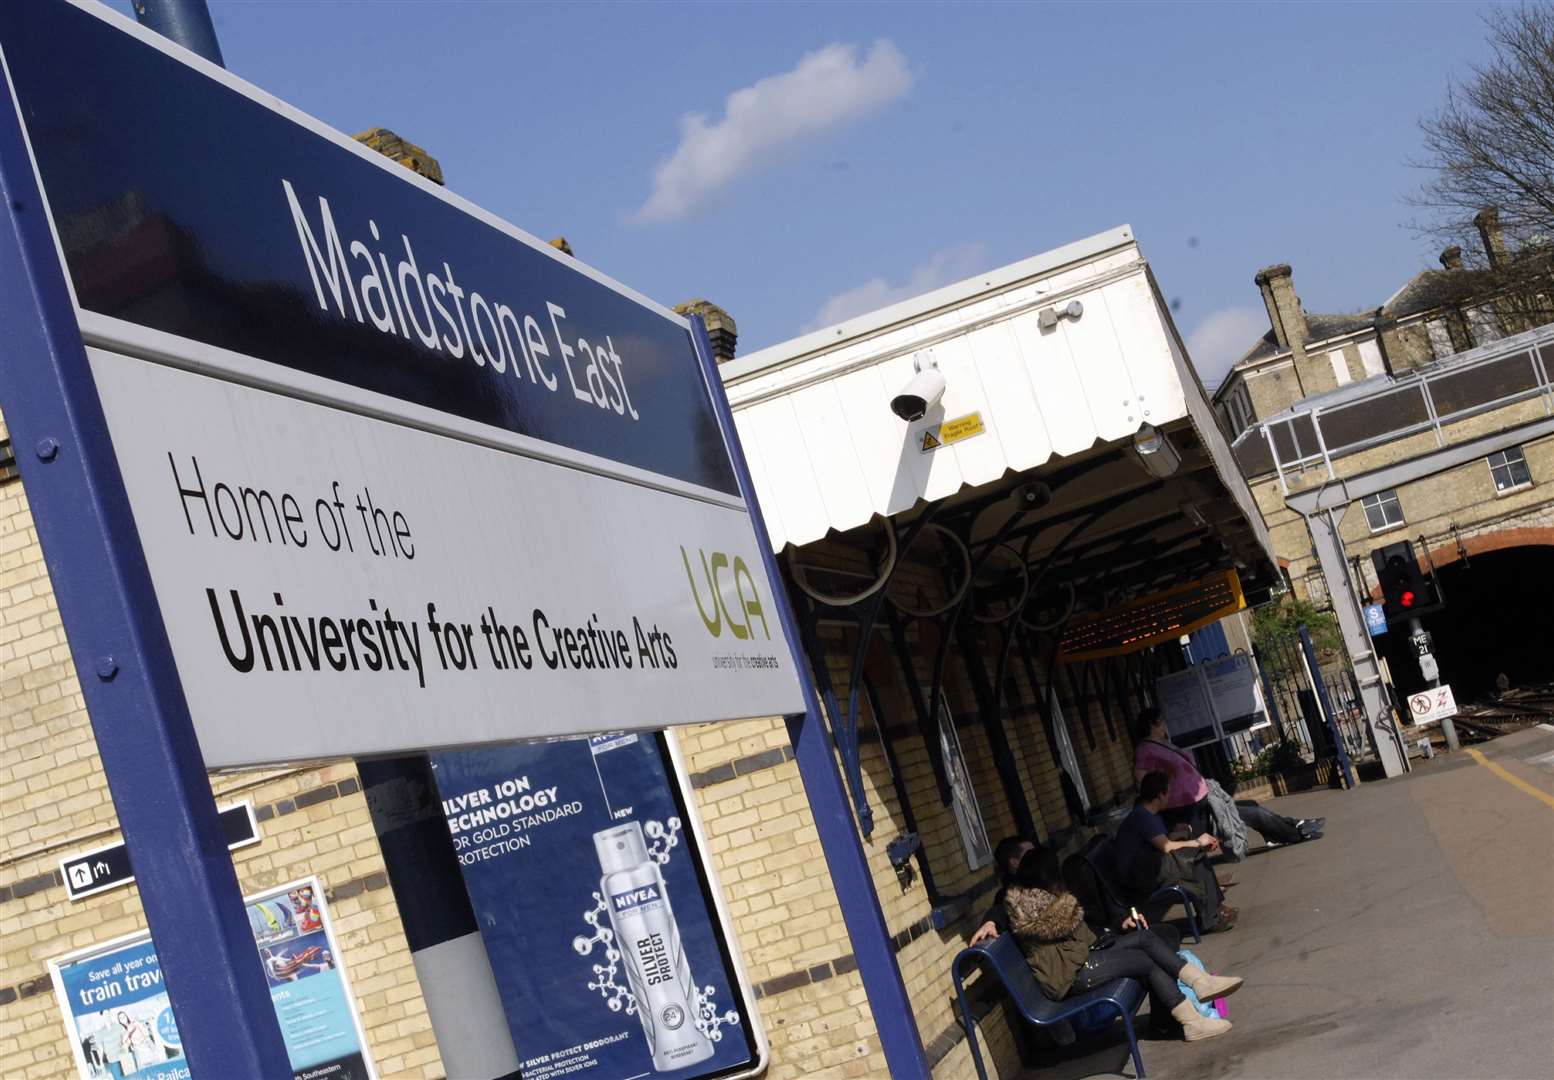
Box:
[1401,590,1416,607]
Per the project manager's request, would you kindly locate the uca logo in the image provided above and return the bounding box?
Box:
[680,547,770,641]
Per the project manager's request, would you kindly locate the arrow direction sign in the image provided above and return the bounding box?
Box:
[59,802,260,901]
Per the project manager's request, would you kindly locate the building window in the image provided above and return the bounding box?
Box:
[1361,490,1405,532]
[1487,446,1532,493]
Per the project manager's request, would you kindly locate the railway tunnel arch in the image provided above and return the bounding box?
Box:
[1380,542,1554,699]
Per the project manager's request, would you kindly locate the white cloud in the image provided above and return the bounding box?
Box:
[804,243,988,332]
[634,40,912,224]
[1185,306,1269,386]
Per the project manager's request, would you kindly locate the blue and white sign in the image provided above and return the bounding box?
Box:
[0,2,803,766]
[1364,603,1389,636]
[0,3,731,494]
[431,734,764,1080]
[49,877,373,1080]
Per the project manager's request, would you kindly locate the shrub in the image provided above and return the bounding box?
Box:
[1233,740,1307,782]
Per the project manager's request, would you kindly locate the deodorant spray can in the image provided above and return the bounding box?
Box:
[595,822,714,1072]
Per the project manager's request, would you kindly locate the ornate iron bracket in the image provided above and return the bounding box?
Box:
[784,508,948,838]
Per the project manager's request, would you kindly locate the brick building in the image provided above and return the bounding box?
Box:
[1211,219,1554,761]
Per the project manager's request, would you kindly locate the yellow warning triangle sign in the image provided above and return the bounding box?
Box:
[921,431,941,451]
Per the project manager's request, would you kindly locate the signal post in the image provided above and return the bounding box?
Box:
[1374,541,1459,752]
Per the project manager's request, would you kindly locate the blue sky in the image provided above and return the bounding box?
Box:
[108,1,1499,383]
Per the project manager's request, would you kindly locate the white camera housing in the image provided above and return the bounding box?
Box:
[890,353,946,422]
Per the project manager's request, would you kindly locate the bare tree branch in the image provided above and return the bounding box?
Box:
[1407,6,1554,327]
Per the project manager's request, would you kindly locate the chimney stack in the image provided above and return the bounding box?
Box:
[1439,245,1463,271]
[354,128,444,185]
[675,299,738,363]
[1474,207,1508,269]
[1254,264,1307,355]
[1372,311,1403,376]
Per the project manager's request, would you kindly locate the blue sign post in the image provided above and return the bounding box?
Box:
[688,320,930,1077]
[0,50,291,1080]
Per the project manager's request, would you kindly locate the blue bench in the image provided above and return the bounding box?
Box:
[952,935,1147,1079]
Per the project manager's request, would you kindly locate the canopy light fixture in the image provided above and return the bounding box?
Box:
[1133,424,1181,478]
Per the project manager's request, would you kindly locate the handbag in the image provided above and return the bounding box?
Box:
[1088,930,1119,951]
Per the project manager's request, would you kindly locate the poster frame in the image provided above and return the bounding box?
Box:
[47,874,376,1080]
[936,692,993,872]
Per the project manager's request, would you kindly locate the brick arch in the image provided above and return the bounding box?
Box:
[1366,526,1554,600]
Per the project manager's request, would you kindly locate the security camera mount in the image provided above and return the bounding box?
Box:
[1037,299,1084,331]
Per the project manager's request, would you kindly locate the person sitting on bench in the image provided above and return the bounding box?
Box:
[1133,707,1213,837]
[970,835,1040,945]
[1117,771,1237,932]
[1005,848,1241,1042]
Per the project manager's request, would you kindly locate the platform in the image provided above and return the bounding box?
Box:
[1019,725,1554,1079]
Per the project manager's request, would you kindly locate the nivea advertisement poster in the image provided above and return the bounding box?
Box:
[49,877,373,1080]
[432,734,759,1080]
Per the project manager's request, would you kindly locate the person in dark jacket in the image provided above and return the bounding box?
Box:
[1116,771,1237,931]
[1006,849,1242,1042]
[969,836,1038,945]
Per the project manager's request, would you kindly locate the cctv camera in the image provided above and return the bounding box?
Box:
[890,354,946,422]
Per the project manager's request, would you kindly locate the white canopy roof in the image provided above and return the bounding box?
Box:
[722,227,1272,575]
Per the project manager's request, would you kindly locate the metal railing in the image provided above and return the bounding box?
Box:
[1232,324,1554,488]
[1233,635,1375,767]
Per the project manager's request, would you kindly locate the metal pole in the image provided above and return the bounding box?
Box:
[687,317,930,1078]
[1298,626,1356,790]
[1303,507,1407,776]
[358,757,522,1079]
[1252,645,1288,746]
[0,87,291,1080]
[132,0,225,65]
[1408,616,1460,752]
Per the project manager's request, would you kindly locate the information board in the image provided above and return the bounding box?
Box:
[1159,653,1267,745]
[49,877,373,1080]
[430,734,764,1080]
[1155,667,1219,749]
[1203,653,1265,734]
[0,1,804,766]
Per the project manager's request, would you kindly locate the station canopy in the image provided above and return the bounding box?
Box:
[720,227,1279,655]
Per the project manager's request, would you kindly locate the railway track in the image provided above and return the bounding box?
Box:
[1437,684,1554,744]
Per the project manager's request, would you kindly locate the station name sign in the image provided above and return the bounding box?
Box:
[0,2,804,766]
[283,183,643,426]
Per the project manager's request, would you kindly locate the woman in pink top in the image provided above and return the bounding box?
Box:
[1132,708,1212,838]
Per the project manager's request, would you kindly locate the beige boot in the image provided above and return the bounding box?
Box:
[1171,999,1233,1041]
[1180,963,1243,1000]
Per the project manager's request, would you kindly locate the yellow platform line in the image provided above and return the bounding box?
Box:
[1465,747,1554,810]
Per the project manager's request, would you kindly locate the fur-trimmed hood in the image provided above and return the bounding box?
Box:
[1005,886,1086,943]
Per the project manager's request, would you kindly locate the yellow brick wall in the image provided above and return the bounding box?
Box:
[676,596,1143,1078]
[1,465,443,1079]
[1251,427,1554,598]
